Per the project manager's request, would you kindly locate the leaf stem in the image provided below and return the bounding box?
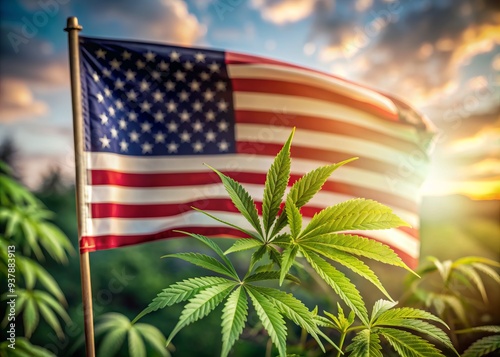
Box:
[335,330,347,357]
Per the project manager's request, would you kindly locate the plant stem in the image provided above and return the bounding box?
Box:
[335,330,347,357]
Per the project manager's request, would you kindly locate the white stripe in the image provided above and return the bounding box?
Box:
[233,92,419,143]
[86,211,418,258]
[86,153,419,201]
[227,63,398,116]
[237,123,412,165]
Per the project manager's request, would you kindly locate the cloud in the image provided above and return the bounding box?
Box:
[82,0,205,45]
[0,78,49,122]
[251,0,320,24]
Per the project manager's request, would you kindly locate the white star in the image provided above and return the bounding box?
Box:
[141,121,152,133]
[95,49,106,59]
[136,59,146,69]
[205,129,216,142]
[180,130,191,142]
[108,106,116,117]
[179,110,189,122]
[208,62,220,73]
[110,58,121,70]
[115,79,125,90]
[92,72,100,82]
[139,80,150,92]
[216,81,226,91]
[119,140,129,152]
[140,100,151,112]
[158,60,169,71]
[170,51,180,61]
[165,81,175,91]
[183,61,194,70]
[144,51,156,62]
[152,90,164,102]
[129,130,140,142]
[179,110,190,122]
[115,99,124,110]
[178,90,189,102]
[96,92,104,103]
[192,100,203,112]
[99,135,111,148]
[151,71,161,80]
[167,121,178,133]
[174,71,186,82]
[128,112,138,121]
[154,131,166,143]
[125,69,136,81]
[166,100,177,113]
[192,120,203,132]
[154,111,165,122]
[167,141,179,153]
[192,140,204,153]
[119,119,127,129]
[122,51,132,60]
[218,120,229,131]
[203,89,215,102]
[126,90,138,101]
[189,80,200,91]
[141,141,153,154]
[99,113,109,124]
[104,87,112,97]
[218,140,229,152]
[110,126,118,138]
[206,110,215,121]
[217,100,228,112]
[200,72,210,81]
[102,69,112,78]
[194,52,206,63]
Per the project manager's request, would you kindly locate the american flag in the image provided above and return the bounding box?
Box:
[79,36,434,268]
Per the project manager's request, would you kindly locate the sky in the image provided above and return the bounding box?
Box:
[0,0,499,199]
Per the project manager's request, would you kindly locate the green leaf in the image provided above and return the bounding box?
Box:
[135,323,169,357]
[346,329,383,357]
[453,256,500,268]
[301,233,413,273]
[371,299,398,323]
[37,302,64,339]
[262,128,293,237]
[253,286,328,353]
[163,253,237,279]
[191,207,261,241]
[301,249,368,325]
[245,286,287,357]
[301,199,409,238]
[206,164,264,239]
[379,327,446,357]
[133,277,230,323]
[462,335,500,357]
[128,327,146,357]
[167,282,236,346]
[456,325,500,334]
[174,231,239,279]
[285,196,302,240]
[221,287,248,357]
[279,245,298,286]
[454,264,488,302]
[244,271,300,284]
[471,263,500,285]
[97,326,127,357]
[376,307,449,328]
[271,158,357,237]
[249,245,268,272]
[302,243,393,300]
[23,296,39,338]
[225,238,263,255]
[32,290,70,324]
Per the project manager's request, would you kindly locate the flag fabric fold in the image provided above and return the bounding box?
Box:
[79,36,434,268]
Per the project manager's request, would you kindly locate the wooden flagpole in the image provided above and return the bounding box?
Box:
[65,16,96,357]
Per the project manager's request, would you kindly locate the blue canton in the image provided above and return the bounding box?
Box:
[80,37,236,156]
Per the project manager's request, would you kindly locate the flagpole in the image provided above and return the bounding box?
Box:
[65,16,96,357]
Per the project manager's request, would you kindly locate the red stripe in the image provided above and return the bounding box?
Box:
[232,78,397,122]
[234,110,421,154]
[89,170,417,212]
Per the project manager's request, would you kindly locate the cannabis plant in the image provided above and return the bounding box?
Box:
[136,129,451,356]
